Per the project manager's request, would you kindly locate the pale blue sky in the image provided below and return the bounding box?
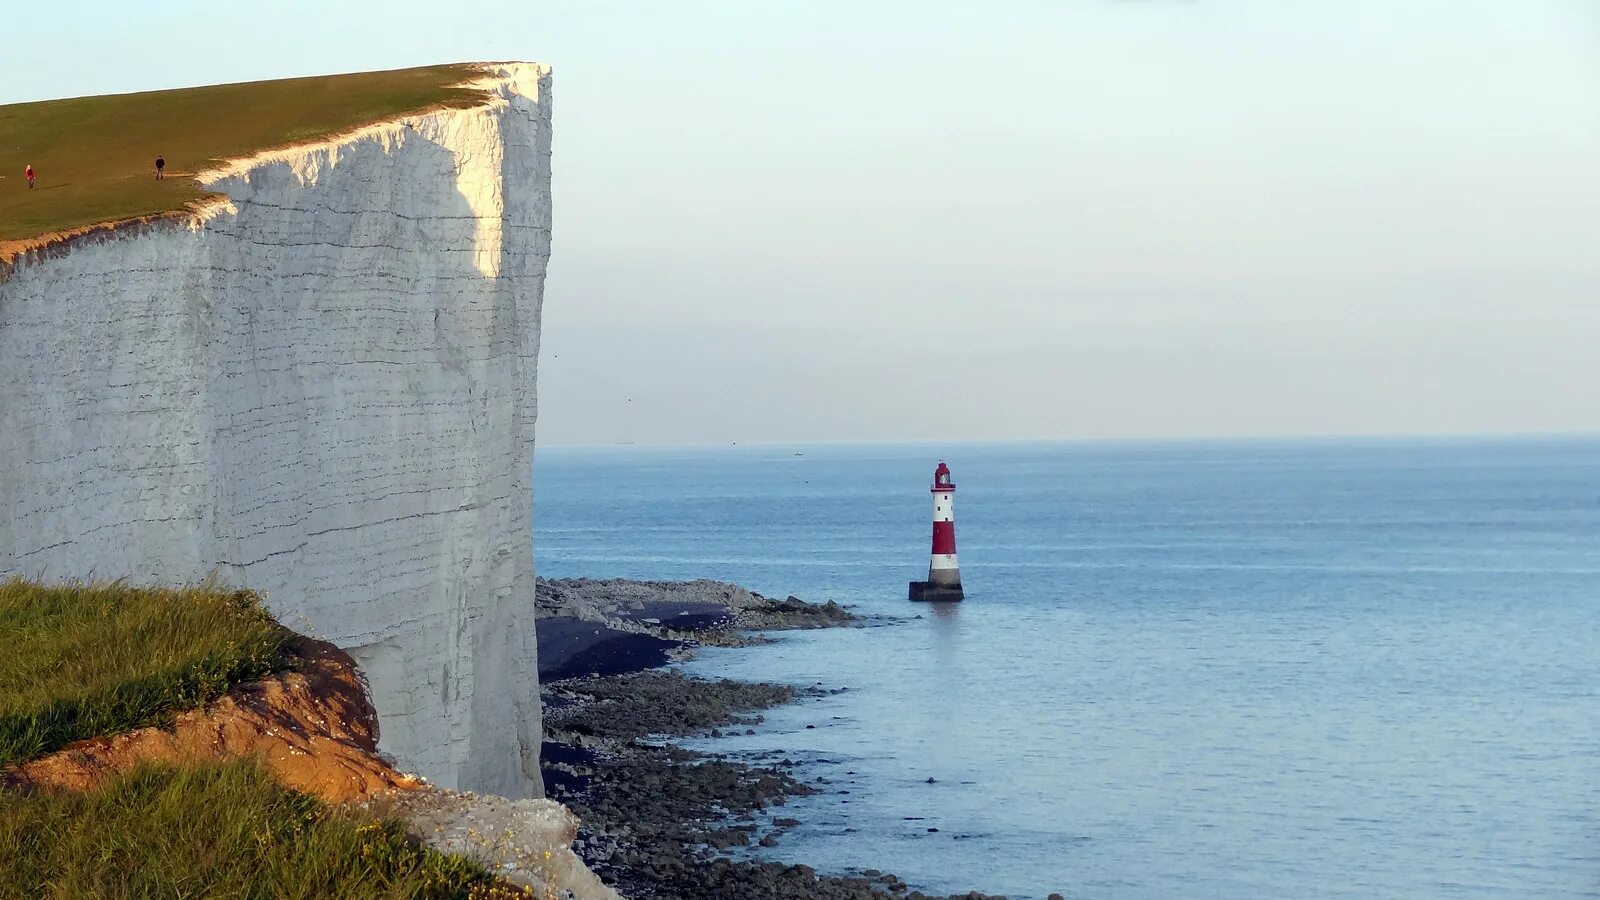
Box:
[7,2,1598,444]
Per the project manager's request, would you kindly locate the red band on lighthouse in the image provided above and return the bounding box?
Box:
[931,521,956,556]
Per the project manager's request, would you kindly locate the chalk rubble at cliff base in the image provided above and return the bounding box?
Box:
[362,787,621,900]
[537,577,860,633]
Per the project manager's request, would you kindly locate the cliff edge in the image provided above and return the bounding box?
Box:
[0,62,552,797]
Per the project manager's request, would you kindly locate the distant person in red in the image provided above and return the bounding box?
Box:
[155,155,165,180]
[24,164,34,189]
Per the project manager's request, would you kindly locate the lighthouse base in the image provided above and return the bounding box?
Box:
[908,581,964,602]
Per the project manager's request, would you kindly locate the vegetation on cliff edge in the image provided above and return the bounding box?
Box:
[0,580,292,768]
[0,63,486,247]
[0,757,528,899]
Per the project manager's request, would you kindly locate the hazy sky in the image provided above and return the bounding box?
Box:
[6,2,1598,444]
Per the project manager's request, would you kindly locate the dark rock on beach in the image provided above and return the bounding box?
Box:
[541,669,1012,900]
[537,616,682,682]
[546,669,798,741]
[535,577,1004,899]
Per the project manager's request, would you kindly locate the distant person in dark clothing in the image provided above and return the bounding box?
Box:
[24,164,34,189]
[155,156,165,180]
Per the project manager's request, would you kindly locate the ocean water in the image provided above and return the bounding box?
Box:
[533,437,1600,899]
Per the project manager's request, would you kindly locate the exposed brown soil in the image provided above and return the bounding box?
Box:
[1,638,418,804]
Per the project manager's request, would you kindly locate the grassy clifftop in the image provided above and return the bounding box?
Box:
[0,64,487,249]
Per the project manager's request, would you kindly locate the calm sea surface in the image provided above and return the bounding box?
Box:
[533,437,1600,899]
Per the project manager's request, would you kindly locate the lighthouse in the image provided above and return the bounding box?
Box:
[909,461,964,601]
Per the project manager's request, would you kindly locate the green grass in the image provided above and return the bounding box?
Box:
[0,757,526,899]
[0,64,486,245]
[0,580,293,768]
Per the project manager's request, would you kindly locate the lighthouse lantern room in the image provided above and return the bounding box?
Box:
[909,461,964,601]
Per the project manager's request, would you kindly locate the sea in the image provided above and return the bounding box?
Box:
[533,437,1600,900]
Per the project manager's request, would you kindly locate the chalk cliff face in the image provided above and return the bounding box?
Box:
[0,63,552,797]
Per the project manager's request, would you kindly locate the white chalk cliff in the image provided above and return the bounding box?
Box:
[0,63,552,798]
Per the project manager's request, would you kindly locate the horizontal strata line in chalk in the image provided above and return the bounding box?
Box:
[216,496,511,568]
[216,482,502,523]
[214,198,549,221]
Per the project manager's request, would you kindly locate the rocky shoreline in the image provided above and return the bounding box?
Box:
[536,578,1016,900]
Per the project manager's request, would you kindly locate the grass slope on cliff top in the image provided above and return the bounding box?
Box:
[0,64,484,246]
[0,580,291,768]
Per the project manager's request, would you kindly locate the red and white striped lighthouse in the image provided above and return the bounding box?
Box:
[909,461,964,601]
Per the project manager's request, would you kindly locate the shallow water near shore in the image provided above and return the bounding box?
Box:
[535,437,1600,899]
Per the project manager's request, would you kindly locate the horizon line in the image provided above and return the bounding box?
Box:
[537,428,1600,452]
